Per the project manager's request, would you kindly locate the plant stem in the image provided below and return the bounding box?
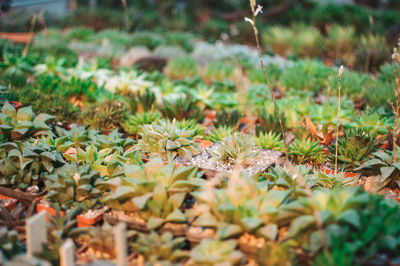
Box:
[121,0,130,32]
[248,11,288,155]
[22,14,37,58]
[335,66,344,176]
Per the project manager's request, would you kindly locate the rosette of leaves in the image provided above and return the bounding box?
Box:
[164,56,199,80]
[0,141,65,191]
[260,164,313,198]
[159,95,204,122]
[101,159,204,229]
[276,187,370,252]
[81,100,128,132]
[189,175,289,240]
[131,232,188,264]
[356,150,400,191]
[254,131,285,153]
[33,56,68,78]
[0,53,32,87]
[0,102,54,141]
[187,239,245,266]
[36,135,73,154]
[44,163,103,210]
[205,126,234,142]
[128,88,156,113]
[90,129,135,151]
[288,138,324,165]
[214,109,242,128]
[122,111,160,135]
[211,133,259,166]
[345,112,391,136]
[138,119,201,161]
[55,125,97,149]
[329,128,379,170]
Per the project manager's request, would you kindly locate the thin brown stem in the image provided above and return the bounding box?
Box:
[335,66,344,175]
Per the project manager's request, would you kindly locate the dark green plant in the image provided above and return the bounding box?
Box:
[123,111,160,135]
[288,138,324,165]
[329,129,379,170]
[159,95,204,122]
[65,27,95,42]
[128,88,156,113]
[254,131,285,153]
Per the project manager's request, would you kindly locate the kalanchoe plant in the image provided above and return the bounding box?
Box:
[102,159,204,229]
[288,138,324,165]
[356,149,400,190]
[44,163,103,210]
[187,239,245,266]
[138,119,201,161]
[122,111,160,135]
[254,131,285,153]
[0,102,54,141]
[131,231,188,264]
[211,132,259,166]
[329,128,379,170]
[0,141,65,191]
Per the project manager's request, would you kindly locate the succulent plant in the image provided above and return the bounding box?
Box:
[0,53,32,87]
[277,187,370,252]
[346,111,391,136]
[0,141,65,191]
[329,129,379,170]
[65,26,95,41]
[76,222,117,260]
[102,159,203,229]
[131,31,163,50]
[0,227,22,260]
[256,109,287,136]
[131,231,188,264]
[357,34,389,72]
[187,239,245,266]
[211,133,259,166]
[0,102,54,141]
[122,111,160,135]
[288,138,325,165]
[203,61,234,83]
[33,56,68,78]
[138,119,201,161]
[81,100,128,132]
[44,163,103,210]
[55,125,97,149]
[164,56,199,80]
[293,24,324,58]
[190,175,289,239]
[254,131,285,153]
[262,25,294,56]
[128,88,156,113]
[165,32,194,53]
[159,95,204,122]
[356,149,400,190]
[205,126,234,143]
[214,109,242,129]
[325,25,357,66]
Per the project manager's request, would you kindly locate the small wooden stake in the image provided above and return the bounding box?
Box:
[60,239,75,266]
[114,222,127,266]
[26,212,47,257]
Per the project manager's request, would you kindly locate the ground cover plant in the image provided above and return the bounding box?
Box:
[0,0,400,265]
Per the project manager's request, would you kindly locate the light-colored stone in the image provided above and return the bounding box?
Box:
[26,212,47,257]
[114,222,127,266]
[60,239,75,266]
